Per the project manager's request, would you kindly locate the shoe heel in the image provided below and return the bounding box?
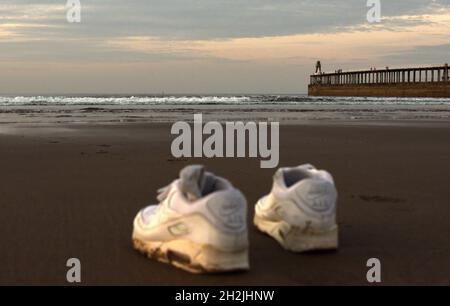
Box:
[254,214,338,252]
[281,226,338,252]
[195,244,249,273]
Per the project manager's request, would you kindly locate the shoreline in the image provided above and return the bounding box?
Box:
[1,119,450,135]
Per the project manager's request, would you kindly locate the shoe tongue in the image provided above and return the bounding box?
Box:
[179,165,206,201]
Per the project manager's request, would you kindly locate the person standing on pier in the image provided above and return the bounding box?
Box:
[315,61,322,74]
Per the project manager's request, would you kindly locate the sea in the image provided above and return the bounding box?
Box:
[0,94,449,124]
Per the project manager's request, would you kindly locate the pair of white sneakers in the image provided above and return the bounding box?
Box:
[132,164,338,273]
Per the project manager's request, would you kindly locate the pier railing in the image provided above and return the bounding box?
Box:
[310,64,449,86]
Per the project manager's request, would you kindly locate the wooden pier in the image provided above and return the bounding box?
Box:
[308,64,450,97]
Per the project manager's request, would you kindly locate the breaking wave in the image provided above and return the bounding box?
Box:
[0,95,449,106]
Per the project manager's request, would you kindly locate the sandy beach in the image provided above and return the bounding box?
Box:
[0,121,449,285]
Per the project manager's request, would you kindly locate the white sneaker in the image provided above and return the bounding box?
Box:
[254,164,338,252]
[132,165,249,273]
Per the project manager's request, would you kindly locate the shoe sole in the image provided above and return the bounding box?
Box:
[132,237,249,274]
[254,214,338,252]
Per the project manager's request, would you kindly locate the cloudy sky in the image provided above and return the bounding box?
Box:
[1,0,449,94]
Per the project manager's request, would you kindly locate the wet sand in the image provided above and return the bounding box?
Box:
[0,122,449,285]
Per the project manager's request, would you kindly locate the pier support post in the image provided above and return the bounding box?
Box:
[445,63,449,82]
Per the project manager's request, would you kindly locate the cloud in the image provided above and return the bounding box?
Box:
[380,43,450,65]
[1,0,449,41]
[0,0,449,93]
[104,7,450,66]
